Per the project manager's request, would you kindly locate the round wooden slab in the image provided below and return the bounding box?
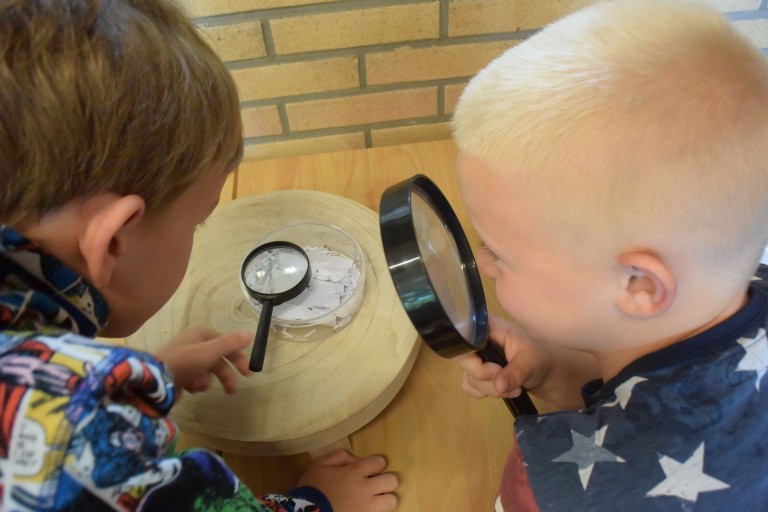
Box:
[126,190,419,455]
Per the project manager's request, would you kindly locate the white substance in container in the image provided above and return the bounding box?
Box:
[272,246,361,322]
[241,221,367,341]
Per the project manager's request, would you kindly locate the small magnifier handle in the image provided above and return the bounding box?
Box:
[477,341,539,417]
[250,300,274,372]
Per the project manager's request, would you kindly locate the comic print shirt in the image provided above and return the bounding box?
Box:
[499,266,768,511]
[0,226,331,511]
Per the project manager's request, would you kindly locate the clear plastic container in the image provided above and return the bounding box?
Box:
[240,221,367,341]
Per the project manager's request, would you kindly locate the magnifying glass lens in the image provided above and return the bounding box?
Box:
[411,189,474,342]
[244,247,310,295]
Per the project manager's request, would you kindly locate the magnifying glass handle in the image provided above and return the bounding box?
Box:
[478,341,538,418]
[250,300,274,372]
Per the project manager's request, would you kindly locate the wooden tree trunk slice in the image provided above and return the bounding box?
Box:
[126,190,419,455]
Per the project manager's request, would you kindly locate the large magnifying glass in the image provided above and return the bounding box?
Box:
[241,241,311,372]
[379,174,537,417]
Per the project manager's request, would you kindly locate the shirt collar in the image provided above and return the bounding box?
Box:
[0,226,110,336]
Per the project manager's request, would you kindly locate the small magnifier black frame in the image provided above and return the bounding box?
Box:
[380,174,537,417]
[241,241,311,372]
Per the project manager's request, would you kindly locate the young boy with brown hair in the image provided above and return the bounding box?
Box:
[452,0,768,510]
[0,1,397,510]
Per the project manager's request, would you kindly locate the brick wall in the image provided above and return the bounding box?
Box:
[176,0,768,161]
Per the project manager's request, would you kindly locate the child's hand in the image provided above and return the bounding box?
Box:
[456,316,601,409]
[456,315,549,400]
[153,326,251,395]
[297,449,399,512]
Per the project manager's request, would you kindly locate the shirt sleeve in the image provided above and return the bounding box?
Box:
[59,441,331,511]
[142,448,332,512]
[52,344,332,512]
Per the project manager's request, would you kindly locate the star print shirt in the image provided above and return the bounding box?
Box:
[500,266,768,511]
[0,227,331,511]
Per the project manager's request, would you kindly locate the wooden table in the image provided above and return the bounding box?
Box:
[164,140,535,510]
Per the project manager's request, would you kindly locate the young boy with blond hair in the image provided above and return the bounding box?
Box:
[0,1,397,510]
[452,0,768,509]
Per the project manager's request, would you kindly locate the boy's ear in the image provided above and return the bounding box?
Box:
[615,251,676,317]
[79,195,146,289]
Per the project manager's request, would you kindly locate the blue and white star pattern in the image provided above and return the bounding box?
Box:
[646,442,729,504]
[507,268,768,511]
[736,328,768,390]
[551,426,625,490]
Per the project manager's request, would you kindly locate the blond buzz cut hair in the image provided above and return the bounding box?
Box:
[0,0,243,225]
[452,0,768,284]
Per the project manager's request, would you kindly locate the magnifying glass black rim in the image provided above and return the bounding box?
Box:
[240,240,312,303]
[379,174,488,358]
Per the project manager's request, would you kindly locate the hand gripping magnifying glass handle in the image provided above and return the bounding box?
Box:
[250,300,274,372]
[477,340,538,417]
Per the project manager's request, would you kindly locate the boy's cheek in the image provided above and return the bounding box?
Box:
[495,283,523,322]
[476,255,497,280]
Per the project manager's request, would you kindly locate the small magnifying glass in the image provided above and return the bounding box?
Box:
[379,174,537,417]
[240,241,311,372]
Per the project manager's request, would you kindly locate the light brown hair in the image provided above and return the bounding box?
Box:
[0,0,243,225]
